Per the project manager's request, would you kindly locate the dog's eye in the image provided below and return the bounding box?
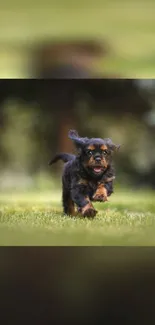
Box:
[87,150,93,155]
[102,150,108,155]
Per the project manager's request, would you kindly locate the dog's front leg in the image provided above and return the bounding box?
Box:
[71,185,97,218]
[92,182,108,202]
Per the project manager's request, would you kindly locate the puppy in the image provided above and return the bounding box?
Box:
[49,130,120,218]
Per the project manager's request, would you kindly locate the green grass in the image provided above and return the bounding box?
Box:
[0,189,155,246]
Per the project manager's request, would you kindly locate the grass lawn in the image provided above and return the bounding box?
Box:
[0,188,155,246]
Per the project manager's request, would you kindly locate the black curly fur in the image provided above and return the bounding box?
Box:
[49,130,120,217]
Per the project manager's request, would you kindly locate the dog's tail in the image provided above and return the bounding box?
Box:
[49,153,76,165]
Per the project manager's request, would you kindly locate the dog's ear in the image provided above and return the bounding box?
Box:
[104,138,121,152]
[68,129,88,149]
[68,130,79,138]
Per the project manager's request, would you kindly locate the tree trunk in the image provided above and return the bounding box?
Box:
[58,113,75,153]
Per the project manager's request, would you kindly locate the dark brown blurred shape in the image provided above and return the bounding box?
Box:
[0,247,155,324]
[33,38,110,78]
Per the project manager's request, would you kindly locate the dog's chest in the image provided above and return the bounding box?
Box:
[87,181,98,199]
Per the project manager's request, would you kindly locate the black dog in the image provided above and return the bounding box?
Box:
[49,130,120,218]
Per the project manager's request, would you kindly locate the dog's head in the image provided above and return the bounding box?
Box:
[68,130,120,178]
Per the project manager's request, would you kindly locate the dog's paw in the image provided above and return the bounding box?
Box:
[77,203,97,218]
[92,194,108,202]
[82,207,97,218]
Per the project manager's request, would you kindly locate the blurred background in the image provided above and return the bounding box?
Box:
[1,247,155,323]
[0,79,155,192]
[1,2,155,320]
[1,0,155,78]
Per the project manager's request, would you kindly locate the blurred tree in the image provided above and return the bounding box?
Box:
[33,39,108,78]
[32,39,108,158]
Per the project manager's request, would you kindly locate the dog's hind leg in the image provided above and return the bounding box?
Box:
[62,187,76,216]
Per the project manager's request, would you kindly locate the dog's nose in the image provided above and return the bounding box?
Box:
[95,156,101,162]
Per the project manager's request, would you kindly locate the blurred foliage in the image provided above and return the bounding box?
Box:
[2,102,36,171]
[0,100,155,190]
[0,80,155,190]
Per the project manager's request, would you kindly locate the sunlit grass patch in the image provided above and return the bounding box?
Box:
[0,189,154,246]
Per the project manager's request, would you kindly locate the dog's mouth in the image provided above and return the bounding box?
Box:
[92,166,104,174]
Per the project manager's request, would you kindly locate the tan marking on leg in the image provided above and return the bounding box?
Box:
[67,198,77,216]
[79,197,97,218]
[93,183,108,202]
